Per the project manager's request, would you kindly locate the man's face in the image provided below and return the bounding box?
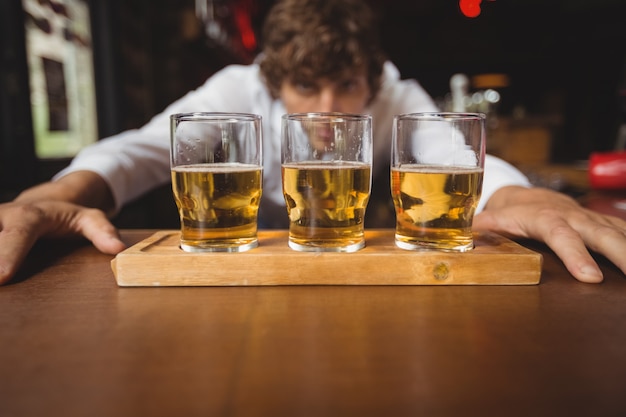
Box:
[279,71,371,114]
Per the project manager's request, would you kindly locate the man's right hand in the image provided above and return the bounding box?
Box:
[0,171,128,285]
[0,200,127,285]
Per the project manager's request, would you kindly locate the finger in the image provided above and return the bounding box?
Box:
[538,219,604,283]
[0,230,40,284]
[74,208,127,255]
[474,210,604,283]
[0,205,47,284]
[569,212,626,277]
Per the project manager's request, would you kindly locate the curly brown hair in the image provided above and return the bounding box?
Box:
[259,0,387,101]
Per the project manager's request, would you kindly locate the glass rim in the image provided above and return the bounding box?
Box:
[170,112,262,122]
[394,112,486,121]
[282,112,372,122]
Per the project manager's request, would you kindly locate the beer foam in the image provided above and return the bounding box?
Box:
[173,163,262,173]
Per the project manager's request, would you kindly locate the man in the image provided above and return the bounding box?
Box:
[1,0,624,285]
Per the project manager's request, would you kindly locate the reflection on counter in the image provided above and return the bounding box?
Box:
[581,191,626,221]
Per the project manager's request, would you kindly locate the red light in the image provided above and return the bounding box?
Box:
[233,1,257,52]
[459,0,482,18]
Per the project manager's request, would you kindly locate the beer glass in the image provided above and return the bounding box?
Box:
[170,112,263,252]
[391,112,485,252]
[281,113,373,252]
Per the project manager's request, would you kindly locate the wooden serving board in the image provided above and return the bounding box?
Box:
[111,230,542,286]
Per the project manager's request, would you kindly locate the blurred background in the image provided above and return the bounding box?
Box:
[2,0,625,226]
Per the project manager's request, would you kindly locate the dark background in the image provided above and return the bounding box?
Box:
[2,0,625,226]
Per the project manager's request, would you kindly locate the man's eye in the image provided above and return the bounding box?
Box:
[338,80,358,92]
[294,82,316,94]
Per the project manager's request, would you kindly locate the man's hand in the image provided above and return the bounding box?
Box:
[474,186,626,283]
[0,200,127,285]
[0,171,127,285]
[0,201,125,284]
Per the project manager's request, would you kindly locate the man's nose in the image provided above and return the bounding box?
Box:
[318,88,339,112]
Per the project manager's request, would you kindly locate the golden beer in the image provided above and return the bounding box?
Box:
[171,162,262,252]
[391,164,483,251]
[282,161,371,252]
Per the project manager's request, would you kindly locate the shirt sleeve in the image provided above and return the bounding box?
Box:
[370,62,531,214]
[479,154,531,212]
[53,65,260,214]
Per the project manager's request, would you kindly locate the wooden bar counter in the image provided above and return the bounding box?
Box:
[1,227,626,417]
